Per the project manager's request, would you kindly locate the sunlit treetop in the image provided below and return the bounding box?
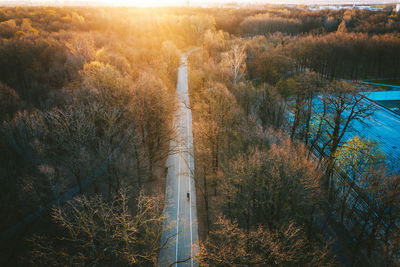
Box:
[2,0,396,7]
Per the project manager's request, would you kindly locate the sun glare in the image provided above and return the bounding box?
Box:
[108,0,186,7]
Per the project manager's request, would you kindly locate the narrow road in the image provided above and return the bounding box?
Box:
[357,81,400,89]
[159,51,199,267]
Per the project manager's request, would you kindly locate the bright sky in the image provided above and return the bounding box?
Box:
[106,0,182,6]
[0,0,397,6]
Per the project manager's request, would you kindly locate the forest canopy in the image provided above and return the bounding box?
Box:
[0,4,399,267]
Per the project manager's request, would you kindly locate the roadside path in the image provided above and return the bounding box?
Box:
[357,81,400,89]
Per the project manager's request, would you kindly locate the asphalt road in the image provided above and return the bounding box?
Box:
[159,51,199,267]
[347,98,400,167]
[309,95,400,170]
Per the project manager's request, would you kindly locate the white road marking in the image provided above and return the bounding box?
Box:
[163,53,198,267]
[187,108,194,267]
[175,113,181,266]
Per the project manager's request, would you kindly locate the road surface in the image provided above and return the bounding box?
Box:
[159,51,199,266]
[358,81,400,89]
[308,96,400,171]
[346,98,400,167]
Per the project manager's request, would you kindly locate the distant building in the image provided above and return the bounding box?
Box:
[308,4,383,11]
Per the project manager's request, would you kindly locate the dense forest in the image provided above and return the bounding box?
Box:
[0,6,209,266]
[0,4,399,266]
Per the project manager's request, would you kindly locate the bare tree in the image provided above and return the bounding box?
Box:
[192,81,239,233]
[334,136,385,224]
[223,134,323,232]
[198,217,335,266]
[316,82,374,197]
[130,72,176,185]
[30,190,167,266]
[223,44,247,86]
